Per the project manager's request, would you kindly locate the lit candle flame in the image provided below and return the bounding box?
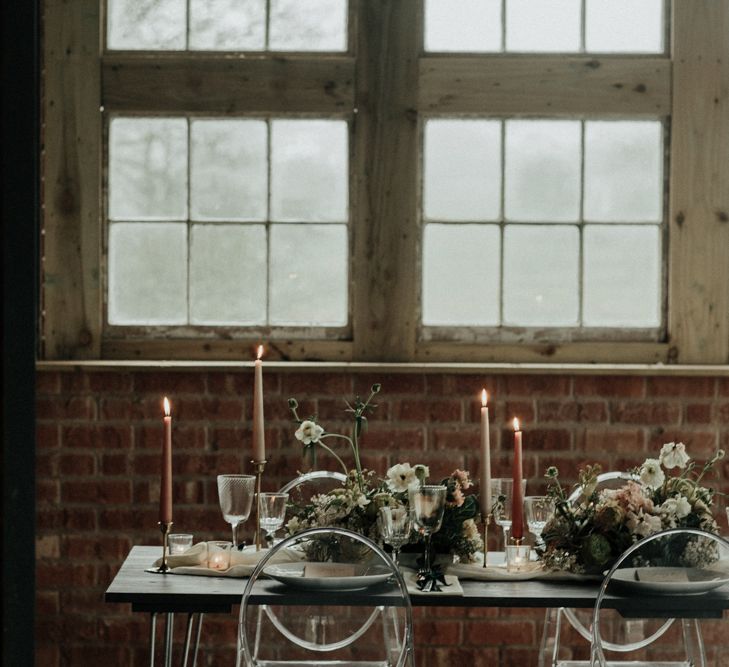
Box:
[256,344,264,360]
[163,396,171,417]
[481,389,488,407]
[513,417,520,432]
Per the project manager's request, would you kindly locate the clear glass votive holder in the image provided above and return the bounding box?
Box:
[168,533,193,555]
[207,541,232,570]
[505,544,531,573]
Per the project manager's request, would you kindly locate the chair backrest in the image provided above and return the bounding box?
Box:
[567,471,640,505]
[591,527,729,666]
[237,526,414,667]
[278,470,347,514]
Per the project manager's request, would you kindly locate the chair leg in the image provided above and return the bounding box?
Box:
[192,613,203,667]
[538,607,564,667]
[681,618,706,667]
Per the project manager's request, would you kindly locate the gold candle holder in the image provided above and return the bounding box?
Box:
[252,460,266,551]
[481,515,491,568]
[156,521,173,573]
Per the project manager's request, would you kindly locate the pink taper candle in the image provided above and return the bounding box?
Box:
[160,397,172,524]
[479,389,492,517]
[511,417,524,541]
[252,345,266,463]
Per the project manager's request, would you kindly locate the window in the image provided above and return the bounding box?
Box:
[41,1,729,363]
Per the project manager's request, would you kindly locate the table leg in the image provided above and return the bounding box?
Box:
[164,612,174,667]
[192,613,204,667]
[149,612,158,667]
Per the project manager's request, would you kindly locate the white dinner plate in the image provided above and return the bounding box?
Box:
[263,562,392,591]
[610,565,729,596]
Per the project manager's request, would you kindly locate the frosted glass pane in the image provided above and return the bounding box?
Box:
[505,120,581,222]
[271,120,348,222]
[583,225,661,327]
[425,0,502,52]
[422,224,500,325]
[503,225,579,325]
[269,0,347,51]
[584,121,663,223]
[109,118,188,221]
[108,222,187,324]
[107,0,186,50]
[190,120,267,221]
[189,224,267,324]
[506,0,580,52]
[269,224,347,325]
[424,120,501,222]
[586,0,663,53]
[189,0,265,50]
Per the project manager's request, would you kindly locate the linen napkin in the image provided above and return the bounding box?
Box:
[152,542,304,577]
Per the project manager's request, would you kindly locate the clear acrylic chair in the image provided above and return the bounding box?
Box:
[236,526,414,667]
[590,527,729,667]
[278,470,347,506]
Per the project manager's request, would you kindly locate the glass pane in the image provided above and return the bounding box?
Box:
[505,120,581,222]
[503,225,579,325]
[189,0,266,51]
[190,119,268,221]
[424,120,501,222]
[586,0,663,53]
[583,225,661,327]
[269,0,347,52]
[108,222,187,324]
[271,120,348,222]
[584,121,663,223]
[424,0,502,52]
[422,224,500,325]
[269,224,347,325]
[109,118,188,221]
[506,0,581,52]
[189,224,267,324]
[107,0,186,50]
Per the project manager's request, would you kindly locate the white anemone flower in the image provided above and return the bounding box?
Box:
[659,441,690,469]
[385,462,417,492]
[639,458,665,489]
[295,420,324,445]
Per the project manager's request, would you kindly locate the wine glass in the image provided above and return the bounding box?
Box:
[217,474,255,549]
[524,495,555,548]
[378,506,412,567]
[259,492,289,546]
[409,485,447,576]
[491,478,527,547]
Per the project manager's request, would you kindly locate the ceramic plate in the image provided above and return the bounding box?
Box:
[610,565,729,596]
[263,562,392,591]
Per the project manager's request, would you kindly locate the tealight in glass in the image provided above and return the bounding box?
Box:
[168,533,193,555]
[505,544,531,573]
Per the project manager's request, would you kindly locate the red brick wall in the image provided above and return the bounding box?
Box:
[35,369,729,666]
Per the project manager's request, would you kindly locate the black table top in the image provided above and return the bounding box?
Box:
[105,546,729,617]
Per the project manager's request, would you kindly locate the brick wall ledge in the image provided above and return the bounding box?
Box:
[35,360,729,376]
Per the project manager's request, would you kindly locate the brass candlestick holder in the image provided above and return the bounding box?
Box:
[252,460,266,551]
[156,521,173,573]
[481,514,491,568]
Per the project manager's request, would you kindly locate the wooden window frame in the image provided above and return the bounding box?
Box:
[41,0,729,364]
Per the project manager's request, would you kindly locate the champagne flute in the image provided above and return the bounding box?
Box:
[409,485,447,576]
[378,506,412,567]
[491,478,527,547]
[217,474,255,549]
[259,492,289,545]
[524,495,555,548]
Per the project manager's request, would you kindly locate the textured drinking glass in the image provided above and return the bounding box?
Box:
[379,506,412,567]
[491,478,527,547]
[258,492,289,544]
[505,543,531,572]
[524,496,555,547]
[207,540,232,570]
[409,485,447,575]
[217,474,256,549]
[168,533,193,555]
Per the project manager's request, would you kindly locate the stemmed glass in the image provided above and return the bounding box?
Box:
[524,496,555,548]
[378,506,412,567]
[491,478,527,547]
[259,492,289,546]
[409,485,447,577]
[217,474,255,549]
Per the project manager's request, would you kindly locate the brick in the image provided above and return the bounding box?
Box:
[537,400,607,423]
[36,563,97,588]
[134,371,206,394]
[37,396,96,420]
[574,375,645,398]
[502,427,570,452]
[99,397,133,420]
[503,375,571,397]
[101,453,129,475]
[36,535,60,559]
[646,376,715,398]
[36,591,60,615]
[37,480,60,503]
[414,619,462,645]
[392,399,462,423]
[611,401,681,425]
[59,453,96,475]
[282,372,352,397]
[36,452,57,476]
[87,371,133,392]
[431,427,480,451]
[61,424,132,449]
[34,645,60,667]
[646,429,718,459]
[354,373,425,395]
[362,427,425,451]
[464,619,535,646]
[423,647,499,667]
[685,403,713,424]
[207,371,253,395]
[36,371,61,394]
[36,424,60,449]
[579,428,645,454]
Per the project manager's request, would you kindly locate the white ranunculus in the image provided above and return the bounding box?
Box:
[385,462,417,492]
[639,458,665,489]
[295,420,324,445]
[674,495,691,518]
[659,441,690,470]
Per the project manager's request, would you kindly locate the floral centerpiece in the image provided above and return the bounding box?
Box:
[285,384,483,563]
[540,442,724,574]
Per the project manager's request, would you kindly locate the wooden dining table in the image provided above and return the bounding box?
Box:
[105,546,729,666]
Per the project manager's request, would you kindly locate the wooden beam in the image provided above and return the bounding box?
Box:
[42,0,102,358]
[102,55,355,113]
[668,1,729,363]
[419,56,671,116]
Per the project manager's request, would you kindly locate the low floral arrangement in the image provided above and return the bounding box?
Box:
[285,384,483,563]
[540,442,724,574]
